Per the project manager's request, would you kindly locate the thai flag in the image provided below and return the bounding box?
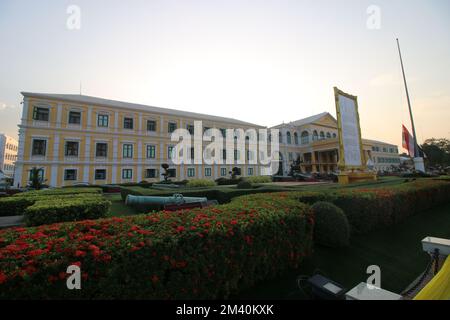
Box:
[402,125,415,157]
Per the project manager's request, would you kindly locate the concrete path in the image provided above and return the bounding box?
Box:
[0,215,24,229]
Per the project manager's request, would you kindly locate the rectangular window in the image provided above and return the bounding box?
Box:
[187,168,196,177]
[32,139,46,156]
[123,144,133,158]
[204,168,212,177]
[248,167,254,176]
[190,147,195,160]
[167,169,176,178]
[122,169,133,179]
[68,111,81,125]
[168,146,174,159]
[64,169,77,181]
[168,122,177,133]
[95,169,107,180]
[32,107,49,121]
[147,120,156,132]
[222,149,227,160]
[221,168,227,177]
[124,117,134,129]
[98,114,109,127]
[146,145,156,159]
[187,125,194,135]
[29,169,44,181]
[65,141,79,157]
[146,169,157,178]
[234,150,239,161]
[220,128,226,137]
[96,143,108,157]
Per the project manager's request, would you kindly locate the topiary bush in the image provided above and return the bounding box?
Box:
[246,176,272,184]
[237,180,253,189]
[311,201,350,248]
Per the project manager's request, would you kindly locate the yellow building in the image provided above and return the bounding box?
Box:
[272,112,401,175]
[14,93,401,187]
[14,93,265,187]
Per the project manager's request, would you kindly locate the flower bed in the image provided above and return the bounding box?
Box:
[0,194,313,299]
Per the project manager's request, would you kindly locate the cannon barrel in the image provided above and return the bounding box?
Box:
[125,194,207,206]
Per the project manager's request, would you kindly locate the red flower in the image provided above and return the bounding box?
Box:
[27,249,47,257]
[0,271,7,284]
[75,250,86,257]
[176,226,185,233]
[230,220,238,225]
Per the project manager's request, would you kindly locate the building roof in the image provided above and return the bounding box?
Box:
[271,112,335,128]
[22,92,264,128]
[363,138,398,147]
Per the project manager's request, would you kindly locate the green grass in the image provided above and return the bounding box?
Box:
[103,194,140,217]
[235,203,450,299]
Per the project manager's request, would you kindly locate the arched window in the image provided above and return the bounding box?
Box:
[294,132,299,145]
[301,131,309,145]
[333,133,337,138]
[313,130,319,141]
[286,132,292,144]
[326,132,331,139]
[320,131,325,140]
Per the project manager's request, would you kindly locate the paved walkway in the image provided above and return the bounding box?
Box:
[0,215,24,229]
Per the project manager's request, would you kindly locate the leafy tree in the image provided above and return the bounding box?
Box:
[28,167,46,190]
[421,138,450,168]
[161,163,170,182]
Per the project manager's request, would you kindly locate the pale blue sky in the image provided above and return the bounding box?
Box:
[1,0,449,147]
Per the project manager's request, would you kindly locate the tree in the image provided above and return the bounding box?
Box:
[229,167,241,179]
[161,164,170,182]
[28,167,46,190]
[421,138,450,168]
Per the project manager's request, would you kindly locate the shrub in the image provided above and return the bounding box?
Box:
[14,188,102,198]
[0,194,314,299]
[215,178,242,186]
[24,197,111,227]
[186,179,216,188]
[246,176,272,184]
[0,197,35,217]
[237,180,253,189]
[311,202,350,248]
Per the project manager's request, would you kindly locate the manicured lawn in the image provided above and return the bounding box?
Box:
[235,203,450,299]
[103,194,140,217]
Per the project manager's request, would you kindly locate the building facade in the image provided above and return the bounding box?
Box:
[0,134,18,178]
[14,92,401,187]
[272,113,401,174]
[14,93,266,188]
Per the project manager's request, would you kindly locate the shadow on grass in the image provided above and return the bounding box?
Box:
[235,203,450,300]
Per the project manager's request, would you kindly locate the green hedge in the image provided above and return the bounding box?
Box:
[0,188,104,218]
[311,201,350,248]
[14,188,102,198]
[23,197,111,227]
[237,179,450,235]
[0,197,35,217]
[186,179,216,188]
[0,193,314,299]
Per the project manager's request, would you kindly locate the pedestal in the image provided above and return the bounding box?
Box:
[414,157,425,173]
[338,171,377,185]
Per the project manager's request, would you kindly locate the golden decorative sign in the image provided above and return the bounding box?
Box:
[334,87,366,172]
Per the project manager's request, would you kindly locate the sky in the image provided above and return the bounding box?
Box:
[1,0,449,148]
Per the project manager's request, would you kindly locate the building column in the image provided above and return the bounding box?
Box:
[112,138,118,184]
[311,151,317,173]
[137,139,143,182]
[50,134,60,187]
[56,103,62,128]
[83,135,91,183]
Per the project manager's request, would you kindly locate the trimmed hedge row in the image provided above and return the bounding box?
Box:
[238,179,450,235]
[14,188,102,197]
[24,197,111,227]
[0,193,314,299]
[0,197,35,217]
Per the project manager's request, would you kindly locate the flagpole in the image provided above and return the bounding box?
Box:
[396,38,419,158]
